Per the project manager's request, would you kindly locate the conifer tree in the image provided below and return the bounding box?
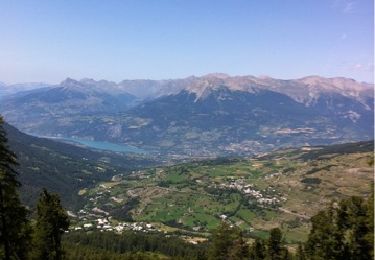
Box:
[208,221,242,260]
[266,228,287,260]
[338,196,372,260]
[0,116,30,259]
[32,189,70,260]
[366,188,374,259]
[295,243,306,260]
[228,231,249,260]
[305,196,373,260]
[306,207,346,259]
[250,238,266,260]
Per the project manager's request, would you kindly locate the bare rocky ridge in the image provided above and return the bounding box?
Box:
[117,74,373,106]
[0,74,373,158]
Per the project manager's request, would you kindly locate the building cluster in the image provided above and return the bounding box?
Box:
[73,218,156,233]
[217,178,284,207]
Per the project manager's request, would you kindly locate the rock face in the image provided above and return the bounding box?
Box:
[119,74,373,105]
[0,74,373,157]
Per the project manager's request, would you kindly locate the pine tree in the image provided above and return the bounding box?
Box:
[366,188,374,259]
[305,205,346,260]
[295,243,306,260]
[337,196,373,260]
[266,228,287,260]
[32,189,70,260]
[250,238,266,260]
[208,221,242,260]
[0,116,30,259]
[228,231,249,260]
[305,196,374,260]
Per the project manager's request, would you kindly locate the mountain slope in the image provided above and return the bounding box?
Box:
[1,75,373,157]
[49,87,372,156]
[0,78,137,128]
[5,123,156,209]
[0,82,54,98]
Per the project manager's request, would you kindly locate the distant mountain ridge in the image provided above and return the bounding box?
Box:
[2,74,372,104]
[116,74,373,106]
[0,78,138,119]
[0,74,373,157]
[0,82,55,97]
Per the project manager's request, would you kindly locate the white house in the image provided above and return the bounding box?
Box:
[83,223,93,228]
[220,214,228,220]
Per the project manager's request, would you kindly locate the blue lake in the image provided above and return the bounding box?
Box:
[61,137,145,154]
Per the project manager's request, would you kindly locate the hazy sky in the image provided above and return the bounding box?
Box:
[0,0,373,84]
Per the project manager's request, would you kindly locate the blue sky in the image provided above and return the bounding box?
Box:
[0,0,373,83]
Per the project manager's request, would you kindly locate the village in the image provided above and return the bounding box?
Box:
[68,207,159,234]
[68,176,162,234]
[214,177,286,208]
[68,158,292,236]
[72,219,156,233]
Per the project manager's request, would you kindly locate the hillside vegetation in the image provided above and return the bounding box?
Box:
[74,141,373,243]
[4,123,157,209]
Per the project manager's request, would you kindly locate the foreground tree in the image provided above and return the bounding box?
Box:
[208,221,248,260]
[295,243,306,260]
[228,231,249,260]
[366,188,374,259]
[32,189,70,260]
[305,196,373,260]
[249,238,266,260]
[0,116,30,259]
[338,196,372,260]
[266,228,288,260]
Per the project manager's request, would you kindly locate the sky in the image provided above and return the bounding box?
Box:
[0,0,373,84]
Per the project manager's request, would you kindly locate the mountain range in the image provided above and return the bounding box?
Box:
[1,74,373,157]
[0,81,54,97]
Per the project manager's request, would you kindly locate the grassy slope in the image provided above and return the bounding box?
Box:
[81,141,373,243]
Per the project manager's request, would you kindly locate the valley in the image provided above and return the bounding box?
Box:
[68,141,373,244]
[2,1,374,258]
[48,136,146,154]
[5,123,158,209]
[1,75,373,158]
[2,75,373,249]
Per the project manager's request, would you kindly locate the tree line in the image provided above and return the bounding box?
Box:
[63,231,207,260]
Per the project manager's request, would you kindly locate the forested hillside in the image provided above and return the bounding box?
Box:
[4,123,157,209]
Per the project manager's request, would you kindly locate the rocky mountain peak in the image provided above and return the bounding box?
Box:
[79,78,117,88]
[297,76,370,91]
[202,73,231,79]
[60,78,83,88]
